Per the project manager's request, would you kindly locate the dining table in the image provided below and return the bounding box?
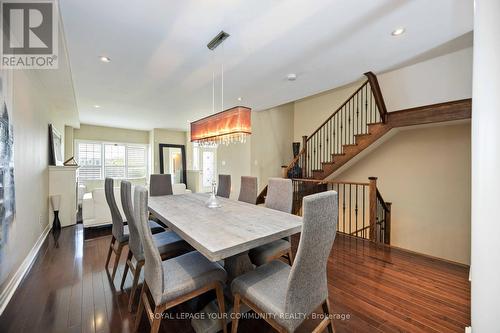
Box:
[148,192,303,333]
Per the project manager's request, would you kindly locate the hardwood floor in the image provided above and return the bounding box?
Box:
[0,225,470,333]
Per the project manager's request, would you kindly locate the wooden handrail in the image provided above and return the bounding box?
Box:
[291,178,370,186]
[306,80,369,141]
[364,71,387,122]
[376,189,390,212]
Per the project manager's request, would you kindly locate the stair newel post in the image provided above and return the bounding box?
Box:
[385,202,392,244]
[302,135,308,177]
[368,177,377,241]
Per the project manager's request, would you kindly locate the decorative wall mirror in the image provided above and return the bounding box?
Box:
[159,144,186,184]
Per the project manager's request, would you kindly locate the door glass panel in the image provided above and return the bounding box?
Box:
[202,151,215,188]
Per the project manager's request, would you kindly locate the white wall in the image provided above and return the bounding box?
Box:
[217,140,251,200]
[294,81,362,142]
[293,47,473,140]
[251,104,294,191]
[471,0,500,331]
[0,69,61,289]
[378,47,473,111]
[335,122,471,265]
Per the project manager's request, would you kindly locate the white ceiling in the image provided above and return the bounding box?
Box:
[60,0,473,131]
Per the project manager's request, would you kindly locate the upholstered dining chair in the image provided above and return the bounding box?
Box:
[231,191,338,333]
[217,174,231,198]
[104,178,164,280]
[150,174,173,196]
[249,178,294,266]
[238,176,258,204]
[119,181,191,311]
[133,186,228,333]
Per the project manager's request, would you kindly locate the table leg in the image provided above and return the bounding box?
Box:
[223,251,254,285]
[191,252,254,333]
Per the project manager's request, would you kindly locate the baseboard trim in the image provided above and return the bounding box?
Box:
[0,223,50,316]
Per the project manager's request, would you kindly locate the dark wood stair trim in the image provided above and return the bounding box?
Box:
[387,99,471,127]
[364,71,388,122]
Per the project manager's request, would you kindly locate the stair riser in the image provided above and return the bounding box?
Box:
[306,124,391,179]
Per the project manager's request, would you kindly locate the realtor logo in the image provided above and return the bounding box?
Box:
[0,0,58,69]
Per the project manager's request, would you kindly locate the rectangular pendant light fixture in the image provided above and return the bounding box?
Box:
[190,106,251,145]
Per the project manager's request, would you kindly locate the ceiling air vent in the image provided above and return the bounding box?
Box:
[207,31,230,50]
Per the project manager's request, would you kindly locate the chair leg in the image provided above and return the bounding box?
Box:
[134,283,147,332]
[111,243,124,280]
[287,248,294,265]
[231,293,241,333]
[215,282,227,333]
[322,299,335,333]
[120,250,133,290]
[128,261,144,312]
[105,236,115,269]
[150,306,162,333]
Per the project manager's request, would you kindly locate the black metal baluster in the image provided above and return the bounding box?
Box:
[328,119,331,161]
[349,184,352,234]
[348,100,351,144]
[364,84,367,133]
[355,185,359,235]
[307,141,310,178]
[337,114,339,155]
[342,184,346,233]
[363,185,366,238]
[356,91,359,136]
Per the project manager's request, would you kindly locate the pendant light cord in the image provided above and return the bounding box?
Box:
[221,63,224,111]
[212,72,215,114]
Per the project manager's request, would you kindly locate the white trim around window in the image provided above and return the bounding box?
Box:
[74,139,150,181]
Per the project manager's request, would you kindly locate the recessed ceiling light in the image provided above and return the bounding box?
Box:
[237,97,242,101]
[99,56,111,63]
[391,28,405,36]
[287,73,297,81]
[94,105,101,109]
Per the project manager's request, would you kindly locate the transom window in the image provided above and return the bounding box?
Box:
[75,140,148,181]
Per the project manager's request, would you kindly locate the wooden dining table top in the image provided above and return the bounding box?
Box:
[148,193,302,261]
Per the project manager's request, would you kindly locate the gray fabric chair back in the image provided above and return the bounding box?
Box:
[284,191,338,325]
[238,176,257,204]
[134,186,164,303]
[150,174,173,196]
[216,174,231,198]
[104,178,125,240]
[265,178,293,213]
[121,181,142,258]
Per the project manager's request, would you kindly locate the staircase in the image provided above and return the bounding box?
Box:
[285,72,389,180]
[284,72,472,181]
[257,71,472,245]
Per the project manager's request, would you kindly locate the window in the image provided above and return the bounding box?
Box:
[75,141,148,181]
[77,142,102,180]
[104,144,126,178]
[202,150,215,187]
[127,145,147,178]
